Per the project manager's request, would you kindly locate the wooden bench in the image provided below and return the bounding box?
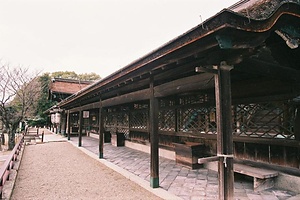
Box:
[174,142,206,169]
[198,157,279,191]
[234,164,278,191]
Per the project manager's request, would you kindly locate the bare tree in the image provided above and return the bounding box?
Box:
[0,64,41,149]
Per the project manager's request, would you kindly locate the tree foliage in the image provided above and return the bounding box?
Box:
[78,72,101,81]
[33,73,55,125]
[50,71,100,81]
[51,71,78,79]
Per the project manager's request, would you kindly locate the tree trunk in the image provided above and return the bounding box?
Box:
[8,130,15,150]
[1,133,5,145]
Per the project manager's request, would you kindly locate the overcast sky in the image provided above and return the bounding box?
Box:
[0,0,238,78]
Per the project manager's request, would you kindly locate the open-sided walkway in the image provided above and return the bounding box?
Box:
[13,128,298,200]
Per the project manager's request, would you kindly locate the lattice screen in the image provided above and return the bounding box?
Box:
[104,96,296,141]
[159,109,176,131]
[130,109,148,130]
[104,112,115,127]
[177,107,217,133]
[158,96,296,140]
[233,101,295,139]
[117,112,129,135]
[104,109,129,135]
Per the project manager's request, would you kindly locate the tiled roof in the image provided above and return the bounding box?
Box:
[49,78,93,95]
[229,0,300,19]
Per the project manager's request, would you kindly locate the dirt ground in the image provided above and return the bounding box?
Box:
[11,142,162,200]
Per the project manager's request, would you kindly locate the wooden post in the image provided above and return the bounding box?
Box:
[214,62,234,200]
[149,76,159,188]
[78,110,83,147]
[59,120,62,134]
[67,111,71,140]
[63,112,67,136]
[99,99,104,159]
[295,107,300,141]
[42,131,44,142]
[174,98,179,133]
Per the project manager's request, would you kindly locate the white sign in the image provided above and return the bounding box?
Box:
[83,111,89,118]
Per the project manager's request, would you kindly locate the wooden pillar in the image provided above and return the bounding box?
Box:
[214,62,234,200]
[295,107,300,141]
[59,120,62,134]
[149,76,159,188]
[78,110,83,147]
[99,99,104,159]
[128,104,132,141]
[63,112,67,136]
[67,111,71,140]
[174,98,179,133]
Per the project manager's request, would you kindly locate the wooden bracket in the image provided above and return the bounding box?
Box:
[198,156,220,164]
[195,66,218,74]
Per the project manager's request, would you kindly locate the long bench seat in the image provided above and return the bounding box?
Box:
[198,156,279,191]
[234,163,278,191]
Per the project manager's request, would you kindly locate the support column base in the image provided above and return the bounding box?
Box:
[150,177,159,188]
[99,153,103,159]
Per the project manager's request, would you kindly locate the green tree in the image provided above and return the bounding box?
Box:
[51,71,100,81]
[51,71,78,79]
[78,72,100,81]
[33,73,55,126]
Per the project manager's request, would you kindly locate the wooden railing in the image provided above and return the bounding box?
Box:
[0,135,24,199]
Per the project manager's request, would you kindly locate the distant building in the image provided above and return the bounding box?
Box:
[48,78,93,102]
[46,78,94,133]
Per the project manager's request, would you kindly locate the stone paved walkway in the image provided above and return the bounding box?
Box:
[66,135,297,200]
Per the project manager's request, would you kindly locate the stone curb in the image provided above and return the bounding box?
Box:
[69,141,182,200]
[287,194,300,200]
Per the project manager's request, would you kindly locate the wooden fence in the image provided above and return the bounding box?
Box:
[0,135,24,199]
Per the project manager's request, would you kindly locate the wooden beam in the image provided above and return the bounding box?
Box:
[70,107,81,113]
[232,79,298,100]
[100,78,150,100]
[215,62,234,200]
[102,88,150,107]
[236,58,300,82]
[81,102,100,110]
[66,73,214,111]
[149,76,159,188]
[154,73,214,97]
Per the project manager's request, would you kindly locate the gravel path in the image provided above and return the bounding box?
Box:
[11,142,162,200]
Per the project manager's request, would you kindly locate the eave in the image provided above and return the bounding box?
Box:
[58,2,300,110]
